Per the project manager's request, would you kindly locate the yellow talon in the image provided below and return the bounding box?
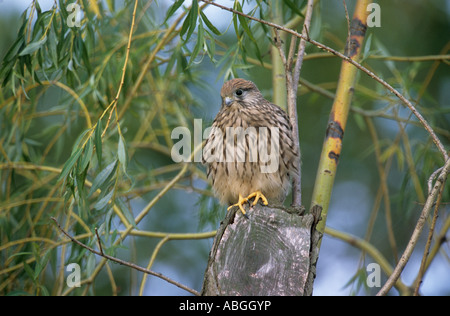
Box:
[247,190,269,206]
[227,191,269,218]
[227,194,249,217]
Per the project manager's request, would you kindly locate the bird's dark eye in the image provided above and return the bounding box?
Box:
[235,89,243,96]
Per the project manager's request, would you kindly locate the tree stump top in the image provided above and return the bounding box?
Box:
[202,204,321,296]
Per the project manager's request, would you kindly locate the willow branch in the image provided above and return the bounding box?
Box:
[101,0,139,136]
[273,0,314,207]
[289,0,314,207]
[413,180,445,296]
[51,217,200,296]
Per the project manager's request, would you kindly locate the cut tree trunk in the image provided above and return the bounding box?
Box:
[202,204,322,296]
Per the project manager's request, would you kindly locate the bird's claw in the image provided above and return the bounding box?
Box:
[227,194,249,218]
[247,190,269,206]
[227,191,268,218]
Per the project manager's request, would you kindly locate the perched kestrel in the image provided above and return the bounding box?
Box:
[203,78,299,216]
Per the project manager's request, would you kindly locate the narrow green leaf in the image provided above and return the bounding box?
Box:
[235,2,263,65]
[86,252,96,276]
[34,249,51,280]
[164,49,177,77]
[217,42,238,67]
[75,166,89,219]
[380,144,398,163]
[115,198,136,227]
[88,159,118,197]
[181,0,198,42]
[200,10,221,35]
[189,22,204,66]
[204,30,216,62]
[94,120,103,168]
[19,36,47,56]
[94,189,114,210]
[188,0,199,38]
[177,46,189,72]
[0,59,16,88]
[353,112,366,131]
[284,0,305,18]
[35,0,42,14]
[164,0,185,23]
[23,262,35,282]
[48,29,58,68]
[24,53,34,78]
[71,129,91,154]
[3,36,24,62]
[118,135,127,171]
[79,138,93,173]
[7,252,33,260]
[38,285,50,296]
[362,33,373,62]
[34,10,53,31]
[33,262,42,280]
[236,2,256,43]
[180,9,192,38]
[58,147,83,182]
[258,4,270,36]
[232,2,241,41]
[106,0,115,12]
[232,63,255,70]
[80,40,92,74]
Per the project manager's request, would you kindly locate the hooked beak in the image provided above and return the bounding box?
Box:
[224,97,233,106]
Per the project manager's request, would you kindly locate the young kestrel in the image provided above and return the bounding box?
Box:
[203,78,299,216]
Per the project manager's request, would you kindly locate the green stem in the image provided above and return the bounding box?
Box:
[271,1,286,109]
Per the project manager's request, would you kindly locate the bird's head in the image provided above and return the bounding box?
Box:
[220,79,262,108]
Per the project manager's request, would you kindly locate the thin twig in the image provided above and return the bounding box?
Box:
[288,0,314,207]
[199,0,448,161]
[376,157,450,296]
[420,216,450,275]
[139,235,170,296]
[274,0,314,207]
[51,217,200,296]
[427,166,444,195]
[342,0,351,44]
[287,36,297,69]
[413,181,445,295]
[102,0,139,137]
[274,29,287,65]
[95,227,104,256]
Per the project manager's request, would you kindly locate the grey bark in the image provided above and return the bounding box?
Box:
[202,204,322,296]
